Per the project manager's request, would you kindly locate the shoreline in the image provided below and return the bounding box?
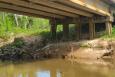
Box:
[0,36,114,64]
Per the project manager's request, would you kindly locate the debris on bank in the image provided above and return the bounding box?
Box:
[38,39,115,60]
[0,36,114,61]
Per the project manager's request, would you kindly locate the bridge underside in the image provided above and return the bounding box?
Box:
[0,0,114,40]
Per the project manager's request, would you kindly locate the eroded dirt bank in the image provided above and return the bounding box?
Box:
[37,39,115,59]
[0,36,115,62]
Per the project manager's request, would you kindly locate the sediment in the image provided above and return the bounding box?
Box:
[0,36,114,61]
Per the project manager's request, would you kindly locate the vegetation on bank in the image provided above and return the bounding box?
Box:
[0,11,115,41]
[101,26,115,40]
[0,12,63,60]
[0,12,63,40]
[0,12,115,60]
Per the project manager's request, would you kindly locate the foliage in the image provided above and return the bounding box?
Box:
[101,26,115,40]
[12,38,25,48]
[0,12,115,41]
[0,12,51,40]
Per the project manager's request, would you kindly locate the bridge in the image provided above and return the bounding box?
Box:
[0,0,115,40]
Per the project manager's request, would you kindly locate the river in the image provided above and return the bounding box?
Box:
[0,59,115,77]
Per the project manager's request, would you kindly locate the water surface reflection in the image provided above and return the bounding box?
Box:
[0,59,115,77]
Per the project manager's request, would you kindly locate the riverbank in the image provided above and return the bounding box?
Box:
[0,35,114,62]
[38,39,115,59]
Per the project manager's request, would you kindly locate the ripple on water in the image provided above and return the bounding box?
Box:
[0,59,115,77]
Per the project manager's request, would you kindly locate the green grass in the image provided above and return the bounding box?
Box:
[0,26,51,40]
[0,12,64,41]
[0,12,51,40]
[0,12,115,41]
[101,26,115,40]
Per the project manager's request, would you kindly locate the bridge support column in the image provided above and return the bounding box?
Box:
[49,19,57,39]
[105,21,112,36]
[89,17,95,39]
[62,22,69,39]
[74,17,81,41]
[105,16,113,36]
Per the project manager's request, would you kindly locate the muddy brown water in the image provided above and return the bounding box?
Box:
[0,59,115,77]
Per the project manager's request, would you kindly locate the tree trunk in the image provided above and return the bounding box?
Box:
[14,14,19,27]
